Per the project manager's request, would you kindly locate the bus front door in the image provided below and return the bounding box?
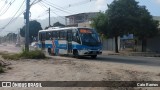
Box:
[67,30,72,54]
[41,32,45,50]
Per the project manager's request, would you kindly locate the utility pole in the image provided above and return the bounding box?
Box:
[49,7,51,27]
[25,0,30,51]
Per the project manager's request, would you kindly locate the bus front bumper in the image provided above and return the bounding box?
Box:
[79,50,102,55]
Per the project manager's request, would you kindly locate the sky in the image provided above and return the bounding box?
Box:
[0,0,160,34]
[0,0,160,20]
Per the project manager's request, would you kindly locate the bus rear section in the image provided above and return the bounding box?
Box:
[38,27,102,58]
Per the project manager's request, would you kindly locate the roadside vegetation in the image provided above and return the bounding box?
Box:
[0,59,6,73]
[0,65,4,73]
[0,50,46,60]
[91,0,159,53]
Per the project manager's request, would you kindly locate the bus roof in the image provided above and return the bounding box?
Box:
[39,27,92,32]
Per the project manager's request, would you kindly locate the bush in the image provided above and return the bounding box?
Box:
[20,50,46,59]
[1,50,46,60]
[2,54,21,60]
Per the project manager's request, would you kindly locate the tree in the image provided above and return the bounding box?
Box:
[53,22,65,27]
[20,20,42,43]
[106,0,141,53]
[134,6,159,52]
[106,0,159,52]
[91,12,108,37]
[44,22,65,29]
[6,33,17,43]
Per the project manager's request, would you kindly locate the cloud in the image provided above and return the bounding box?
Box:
[95,0,107,11]
[156,0,160,3]
[95,0,113,11]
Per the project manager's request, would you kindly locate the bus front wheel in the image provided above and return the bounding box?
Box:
[91,55,97,59]
[73,50,79,58]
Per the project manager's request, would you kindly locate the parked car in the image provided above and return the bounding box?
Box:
[31,42,38,48]
[15,43,20,47]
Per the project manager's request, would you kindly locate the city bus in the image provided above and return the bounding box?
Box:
[38,27,102,58]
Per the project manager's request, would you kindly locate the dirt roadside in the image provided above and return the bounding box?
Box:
[0,44,160,90]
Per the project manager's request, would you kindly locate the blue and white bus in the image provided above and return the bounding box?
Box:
[38,27,102,58]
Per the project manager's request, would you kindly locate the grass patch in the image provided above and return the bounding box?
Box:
[0,51,8,56]
[2,54,21,60]
[1,50,46,60]
[20,50,46,59]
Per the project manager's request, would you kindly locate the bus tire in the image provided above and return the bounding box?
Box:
[73,50,79,58]
[48,48,51,55]
[91,55,97,59]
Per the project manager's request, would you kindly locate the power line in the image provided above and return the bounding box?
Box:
[0,0,8,12]
[42,0,78,14]
[0,0,25,30]
[50,9,65,20]
[0,10,25,33]
[37,11,48,18]
[37,2,65,24]
[0,0,16,16]
[30,0,37,6]
[36,2,49,18]
[30,0,42,7]
[41,0,73,14]
[38,2,65,20]
[56,0,96,9]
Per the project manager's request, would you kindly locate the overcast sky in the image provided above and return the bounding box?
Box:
[0,0,160,20]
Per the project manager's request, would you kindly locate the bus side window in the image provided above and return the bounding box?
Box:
[63,31,67,40]
[59,31,62,39]
[55,31,59,39]
[39,33,42,41]
[42,32,46,41]
[49,32,52,40]
[60,31,66,40]
[46,32,52,40]
[52,31,56,39]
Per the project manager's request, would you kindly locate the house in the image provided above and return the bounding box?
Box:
[65,12,98,27]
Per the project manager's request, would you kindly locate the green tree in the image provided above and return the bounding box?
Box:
[20,20,42,43]
[53,22,65,27]
[45,22,65,29]
[107,0,140,53]
[107,0,159,52]
[91,12,108,37]
[134,6,159,52]
[6,33,17,42]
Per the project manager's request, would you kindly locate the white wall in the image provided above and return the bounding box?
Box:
[102,37,120,51]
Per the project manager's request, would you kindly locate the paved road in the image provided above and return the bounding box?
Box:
[94,55,160,67]
[0,44,160,67]
[56,54,160,67]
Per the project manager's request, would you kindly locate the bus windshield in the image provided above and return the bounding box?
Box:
[78,28,101,46]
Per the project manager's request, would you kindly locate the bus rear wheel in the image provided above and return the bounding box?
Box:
[48,48,51,55]
[91,55,97,59]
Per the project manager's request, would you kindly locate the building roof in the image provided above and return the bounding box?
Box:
[65,12,98,18]
[39,27,92,32]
